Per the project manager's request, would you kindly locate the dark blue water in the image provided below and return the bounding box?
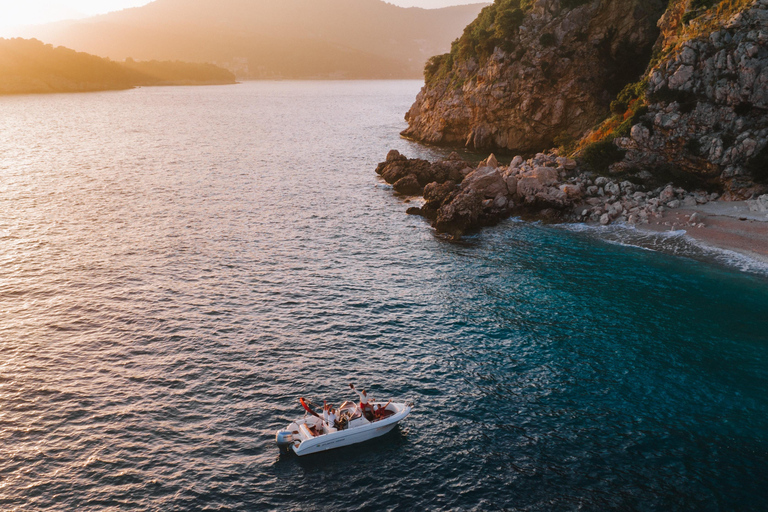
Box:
[1,81,767,511]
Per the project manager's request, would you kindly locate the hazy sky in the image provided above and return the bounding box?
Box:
[0,0,483,37]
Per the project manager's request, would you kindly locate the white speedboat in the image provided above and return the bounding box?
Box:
[276,397,412,456]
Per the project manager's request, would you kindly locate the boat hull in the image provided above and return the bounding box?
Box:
[286,402,411,456]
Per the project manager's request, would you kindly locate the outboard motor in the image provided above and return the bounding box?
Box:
[276,431,294,448]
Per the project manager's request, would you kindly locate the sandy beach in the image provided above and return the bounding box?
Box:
[641,201,768,263]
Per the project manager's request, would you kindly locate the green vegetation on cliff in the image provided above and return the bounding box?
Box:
[425,0,529,84]
[0,38,235,96]
[424,0,597,84]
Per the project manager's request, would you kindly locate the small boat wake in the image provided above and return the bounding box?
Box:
[276,387,412,457]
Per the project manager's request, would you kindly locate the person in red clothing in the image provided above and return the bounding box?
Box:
[349,383,374,421]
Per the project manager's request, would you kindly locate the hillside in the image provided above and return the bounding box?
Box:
[0,38,235,95]
[22,0,488,79]
[401,0,767,197]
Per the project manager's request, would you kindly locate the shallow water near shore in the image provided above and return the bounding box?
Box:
[1,81,768,510]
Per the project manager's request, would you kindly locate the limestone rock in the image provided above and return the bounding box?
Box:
[660,185,676,203]
[462,166,508,198]
[401,0,668,153]
[479,153,499,169]
[597,0,768,198]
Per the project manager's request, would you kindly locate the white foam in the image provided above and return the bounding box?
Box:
[556,222,768,277]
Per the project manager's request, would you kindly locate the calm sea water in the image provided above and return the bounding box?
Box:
[1,81,767,511]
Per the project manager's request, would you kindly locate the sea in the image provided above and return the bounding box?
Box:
[1,81,767,511]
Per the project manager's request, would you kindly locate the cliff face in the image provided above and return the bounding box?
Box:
[605,0,768,198]
[401,0,667,152]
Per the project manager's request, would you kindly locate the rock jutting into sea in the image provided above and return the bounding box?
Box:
[401,0,768,199]
[375,149,764,238]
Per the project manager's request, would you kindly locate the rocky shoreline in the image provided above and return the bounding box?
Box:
[376,149,768,248]
[401,0,768,201]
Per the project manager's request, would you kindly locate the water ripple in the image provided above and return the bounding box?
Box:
[0,82,767,510]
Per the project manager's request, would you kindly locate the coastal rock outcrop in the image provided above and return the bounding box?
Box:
[377,151,583,236]
[402,0,667,153]
[601,0,768,199]
[381,0,768,236]
[399,0,768,201]
[377,150,727,236]
[375,150,470,197]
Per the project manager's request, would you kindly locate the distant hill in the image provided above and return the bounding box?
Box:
[0,38,235,95]
[22,0,488,79]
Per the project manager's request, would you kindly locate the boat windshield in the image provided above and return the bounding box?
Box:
[337,400,361,421]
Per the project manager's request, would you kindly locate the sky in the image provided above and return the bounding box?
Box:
[0,0,483,38]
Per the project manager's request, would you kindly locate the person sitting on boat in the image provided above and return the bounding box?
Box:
[349,383,375,421]
[373,399,393,419]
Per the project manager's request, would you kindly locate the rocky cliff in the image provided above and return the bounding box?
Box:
[402,0,768,197]
[381,0,768,237]
[401,0,667,152]
[585,0,768,199]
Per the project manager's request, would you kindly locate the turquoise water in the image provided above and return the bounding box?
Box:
[0,81,767,510]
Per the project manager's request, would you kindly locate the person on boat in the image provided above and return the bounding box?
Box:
[373,399,393,419]
[349,383,374,421]
[322,401,337,433]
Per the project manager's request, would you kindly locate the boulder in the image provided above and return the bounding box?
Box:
[532,167,559,186]
[462,166,508,198]
[604,182,621,197]
[660,185,676,203]
[435,189,484,235]
[386,149,406,162]
[560,184,583,199]
[423,180,457,206]
[516,177,547,203]
[757,194,768,212]
[479,153,499,169]
[380,163,409,184]
[557,157,578,170]
[505,175,518,196]
[393,175,422,195]
[607,202,623,219]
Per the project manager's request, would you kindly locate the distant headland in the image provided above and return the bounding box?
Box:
[0,38,236,96]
